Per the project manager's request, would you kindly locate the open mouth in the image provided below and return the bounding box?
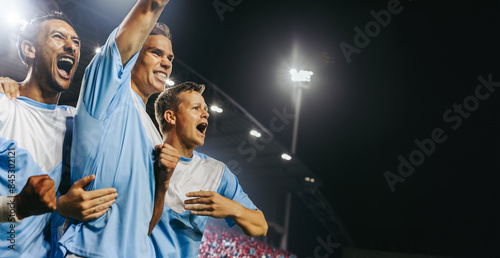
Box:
[196,122,208,135]
[57,57,75,78]
[154,72,168,82]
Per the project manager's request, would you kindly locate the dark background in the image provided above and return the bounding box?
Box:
[1,0,499,257]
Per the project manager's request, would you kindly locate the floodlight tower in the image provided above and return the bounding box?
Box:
[289,69,313,155]
[279,69,313,251]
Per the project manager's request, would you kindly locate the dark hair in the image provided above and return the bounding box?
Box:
[150,22,172,41]
[155,81,205,133]
[17,11,74,66]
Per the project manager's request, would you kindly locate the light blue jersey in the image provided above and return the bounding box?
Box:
[0,93,74,258]
[58,27,162,258]
[150,151,258,258]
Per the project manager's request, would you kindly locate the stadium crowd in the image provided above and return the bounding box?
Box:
[199,224,296,258]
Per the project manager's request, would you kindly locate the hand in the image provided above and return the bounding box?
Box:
[0,77,20,100]
[14,175,56,220]
[57,175,117,221]
[154,143,180,189]
[184,191,242,219]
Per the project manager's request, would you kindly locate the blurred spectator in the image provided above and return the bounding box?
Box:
[199,223,297,258]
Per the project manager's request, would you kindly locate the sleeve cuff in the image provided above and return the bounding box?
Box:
[0,196,22,223]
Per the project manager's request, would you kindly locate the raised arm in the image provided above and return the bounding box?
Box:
[116,0,170,65]
[148,143,179,235]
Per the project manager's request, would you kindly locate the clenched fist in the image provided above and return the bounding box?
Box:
[154,143,180,190]
[14,175,56,220]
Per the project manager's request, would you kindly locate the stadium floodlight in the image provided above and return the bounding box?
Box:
[290,69,314,82]
[304,177,316,183]
[289,68,313,155]
[281,153,292,161]
[6,12,27,26]
[210,106,223,113]
[166,79,175,87]
[250,130,261,138]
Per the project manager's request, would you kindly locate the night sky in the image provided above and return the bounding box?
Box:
[169,1,499,257]
[3,0,500,257]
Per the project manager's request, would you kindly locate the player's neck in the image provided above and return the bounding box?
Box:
[163,134,195,158]
[130,80,151,105]
[20,70,61,105]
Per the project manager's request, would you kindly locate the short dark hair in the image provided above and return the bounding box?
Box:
[17,11,74,66]
[150,22,172,41]
[155,82,205,133]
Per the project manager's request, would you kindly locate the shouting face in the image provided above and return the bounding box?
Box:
[174,90,209,150]
[31,19,80,93]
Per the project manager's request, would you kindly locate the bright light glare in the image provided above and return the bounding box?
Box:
[304,177,315,183]
[250,130,261,138]
[95,47,101,54]
[290,69,314,82]
[6,12,26,26]
[166,79,175,86]
[281,153,292,161]
[210,106,223,113]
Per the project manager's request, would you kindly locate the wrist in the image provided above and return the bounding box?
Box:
[13,195,27,220]
[155,179,169,192]
[55,196,68,218]
[229,202,245,220]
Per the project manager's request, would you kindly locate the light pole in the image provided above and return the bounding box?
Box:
[280,69,313,251]
[289,69,313,154]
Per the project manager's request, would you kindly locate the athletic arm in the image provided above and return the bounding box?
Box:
[116,0,171,66]
[148,143,179,235]
[184,191,268,237]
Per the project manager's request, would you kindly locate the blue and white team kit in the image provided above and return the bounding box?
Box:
[151,151,258,258]
[0,93,74,258]
[58,27,162,258]
[2,26,259,258]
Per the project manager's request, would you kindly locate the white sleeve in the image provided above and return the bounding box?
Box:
[0,196,22,223]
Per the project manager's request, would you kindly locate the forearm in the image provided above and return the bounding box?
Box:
[232,206,268,237]
[116,0,170,64]
[148,182,168,235]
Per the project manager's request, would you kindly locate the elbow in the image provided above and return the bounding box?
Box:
[260,222,268,237]
[149,0,169,10]
[248,221,268,237]
[256,211,268,237]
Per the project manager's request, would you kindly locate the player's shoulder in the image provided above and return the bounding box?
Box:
[56,105,76,116]
[193,150,226,167]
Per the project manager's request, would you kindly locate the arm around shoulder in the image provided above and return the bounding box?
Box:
[231,204,268,237]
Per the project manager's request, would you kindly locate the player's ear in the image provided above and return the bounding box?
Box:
[164,110,175,125]
[21,40,36,61]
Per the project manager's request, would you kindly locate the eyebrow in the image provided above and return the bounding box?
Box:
[51,30,80,41]
[149,47,174,59]
[193,102,207,107]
